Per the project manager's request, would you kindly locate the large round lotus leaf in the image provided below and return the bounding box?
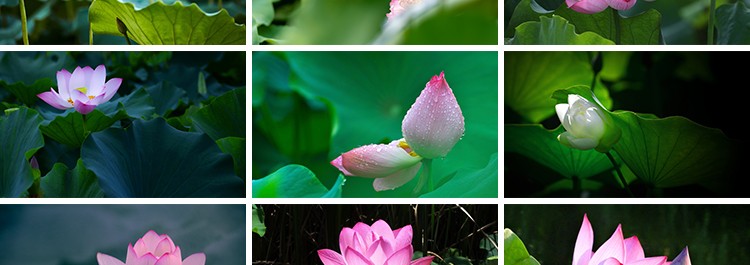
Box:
[81,118,244,197]
[88,0,245,45]
[284,51,498,198]
[0,107,44,198]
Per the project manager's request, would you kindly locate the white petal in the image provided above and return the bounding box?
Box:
[569,137,598,150]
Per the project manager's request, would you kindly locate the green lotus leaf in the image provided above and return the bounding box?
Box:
[81,118,245,197]
[190,87,245,141]
[88,0,245,44]
[504,228,541,265]
[509,15,616,45]
[715,1,750,45]
[0,107,44,198]
[419,153,498,198]
[40,159,105,198]
[611,111,742,190]
[216,136,246,182]
[252,164,345,198]
[38,87,155,148]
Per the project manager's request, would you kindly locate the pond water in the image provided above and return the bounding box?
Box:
[0,204,245,265]
[505,204,750,264]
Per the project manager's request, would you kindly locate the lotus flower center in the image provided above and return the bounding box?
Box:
[75,87,95,100]
[397,140,419,157]
[67,98,74,106]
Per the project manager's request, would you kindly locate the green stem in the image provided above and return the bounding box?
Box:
[82,114,88,134]
[412,158,433,197]
[606,151,633,197]
[611,8,621,45]
[19,0,29,45]
[708,0,716,45]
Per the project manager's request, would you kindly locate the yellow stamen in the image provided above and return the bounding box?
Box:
[398,140,419,157]
[67,98,74,106]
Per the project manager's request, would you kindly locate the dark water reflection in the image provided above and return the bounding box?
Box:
[0,204,245,265]
[505,205,750,264]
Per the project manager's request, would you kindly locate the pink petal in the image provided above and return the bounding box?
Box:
[38,90,71,110]
[352,222,375,248]
[57,69,72,100]
[181,253,205,265]
[566,0,608,14]
[370,220,396,243]
[573,214,594,265]
[401,71,465,159]
[627,256,667,265]
[133,253,159,265]
[153,253,181,265]
[384,244,413,265]
[97,253,126,265]
[73,99,98,115]
[344,247,375,265]
[153,238,174,258]
[319,249,346,265]
[339,142,422,178]
[589,224,625,265]
[68,66,89,92]
[101,78,123,102]
[606,0,636,11]
[623,236,644,263]
[331,155,355,176]
[669,247,691,265]
[597,257,623,265]
[127,243,138,264]
[366,238,388,265]
[88,65,107,95]
[372,162,422,191]
[390,225,413,251]
[410,256,435,265]
[386,0,406,21]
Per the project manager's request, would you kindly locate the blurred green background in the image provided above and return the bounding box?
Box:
[505,51,749,197]
[253,204,498,265]
[505,204,750,264]
[0,204,245,265]
[253,0,498,45]
[253,51,498,198]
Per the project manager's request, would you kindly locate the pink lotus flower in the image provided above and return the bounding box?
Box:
[318,219,434,265]
[97,230,206,265]
[37,65,122,115]
[402,71,465,159]
[386,0,424,22]
[331,138,423,191]
[574,214,691,265]
[566,0,653,13]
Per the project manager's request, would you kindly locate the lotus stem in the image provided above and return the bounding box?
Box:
[82,114,88,133]
[606,151,633,197]
[611,8,621,45]
[19,0,29,45]
[708,0,716,45]
[412,158,433,197]
[218,0,222,10]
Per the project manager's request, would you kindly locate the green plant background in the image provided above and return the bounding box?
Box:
[253,51,498,198]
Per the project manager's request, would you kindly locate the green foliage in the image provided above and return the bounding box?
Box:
[504,229,541,265]
[509,15,616,45]
[252,164,345,198]
[715,1,750,44]
[89,0,245,44]
[40,159,104,198]
[0,107,44,198]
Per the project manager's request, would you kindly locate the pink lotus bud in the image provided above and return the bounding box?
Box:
[97,230,205,265]
[331,138,423,191]
[566,0,609,14]
[401,71,465,159]
[386,0,424,22]
[606,0,636,11]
